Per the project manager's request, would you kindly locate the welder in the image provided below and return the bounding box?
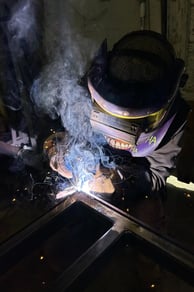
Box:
[47,30,190,208]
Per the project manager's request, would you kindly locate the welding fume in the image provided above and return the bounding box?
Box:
[0,1,190,213]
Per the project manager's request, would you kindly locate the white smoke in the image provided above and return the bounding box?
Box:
[7,0,42,57]
[31,0,97,133]
[30,0,115,187]
[31,33,95,140]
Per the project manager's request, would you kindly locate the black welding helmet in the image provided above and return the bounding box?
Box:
[88,30,186,156]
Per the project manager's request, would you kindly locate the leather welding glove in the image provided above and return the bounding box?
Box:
[86,164,115,195]
[102,146,153,199]
[49,151,73,179]
[44,132,73,179]
[112,161,152,200]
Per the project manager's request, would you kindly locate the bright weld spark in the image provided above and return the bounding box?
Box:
[55,180,114,207]
[56,186,77,199]
[184,193,191,198]
[56,180,92,199]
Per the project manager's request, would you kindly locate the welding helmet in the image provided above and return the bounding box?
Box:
[88,30,186,156]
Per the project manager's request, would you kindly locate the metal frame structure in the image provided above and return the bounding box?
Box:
[0,191,194,291]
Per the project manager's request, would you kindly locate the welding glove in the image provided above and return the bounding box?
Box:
[44,132,73,179]
[101,146,153,199]
[54,165,115,200]
[86,165,115,195]
[50,153,115,195]
[112,161,152,200]
[49,153,73,179]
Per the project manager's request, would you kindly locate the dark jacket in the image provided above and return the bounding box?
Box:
[102,94,190,198]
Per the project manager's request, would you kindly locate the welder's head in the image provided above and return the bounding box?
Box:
[88,30,187,156]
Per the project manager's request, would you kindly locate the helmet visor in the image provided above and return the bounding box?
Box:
[90,101,166,145]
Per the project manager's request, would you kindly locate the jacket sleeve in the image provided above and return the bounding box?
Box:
[146,123,186,192]
[114,97,190,198]
[146,97,190,192]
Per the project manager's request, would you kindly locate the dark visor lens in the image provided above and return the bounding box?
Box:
[90,102,166,145]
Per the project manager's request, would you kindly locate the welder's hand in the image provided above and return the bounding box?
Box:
[86,165,115,195]
[111,163,152,200]
[49,153,73,179]
[44,132,73,179]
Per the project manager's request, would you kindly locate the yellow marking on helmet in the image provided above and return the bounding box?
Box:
[148,136,157,144]
[95,100,165,120]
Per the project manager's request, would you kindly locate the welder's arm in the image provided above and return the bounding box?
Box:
[122,125,186,198]
[103,121,186,198]
[146,98,191,193]
[146,127,185,192]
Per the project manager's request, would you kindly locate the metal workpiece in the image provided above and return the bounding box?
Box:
[0,191,194,292]
[53,193,194,292]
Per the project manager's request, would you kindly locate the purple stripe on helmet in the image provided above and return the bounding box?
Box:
[128,114,176,157]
